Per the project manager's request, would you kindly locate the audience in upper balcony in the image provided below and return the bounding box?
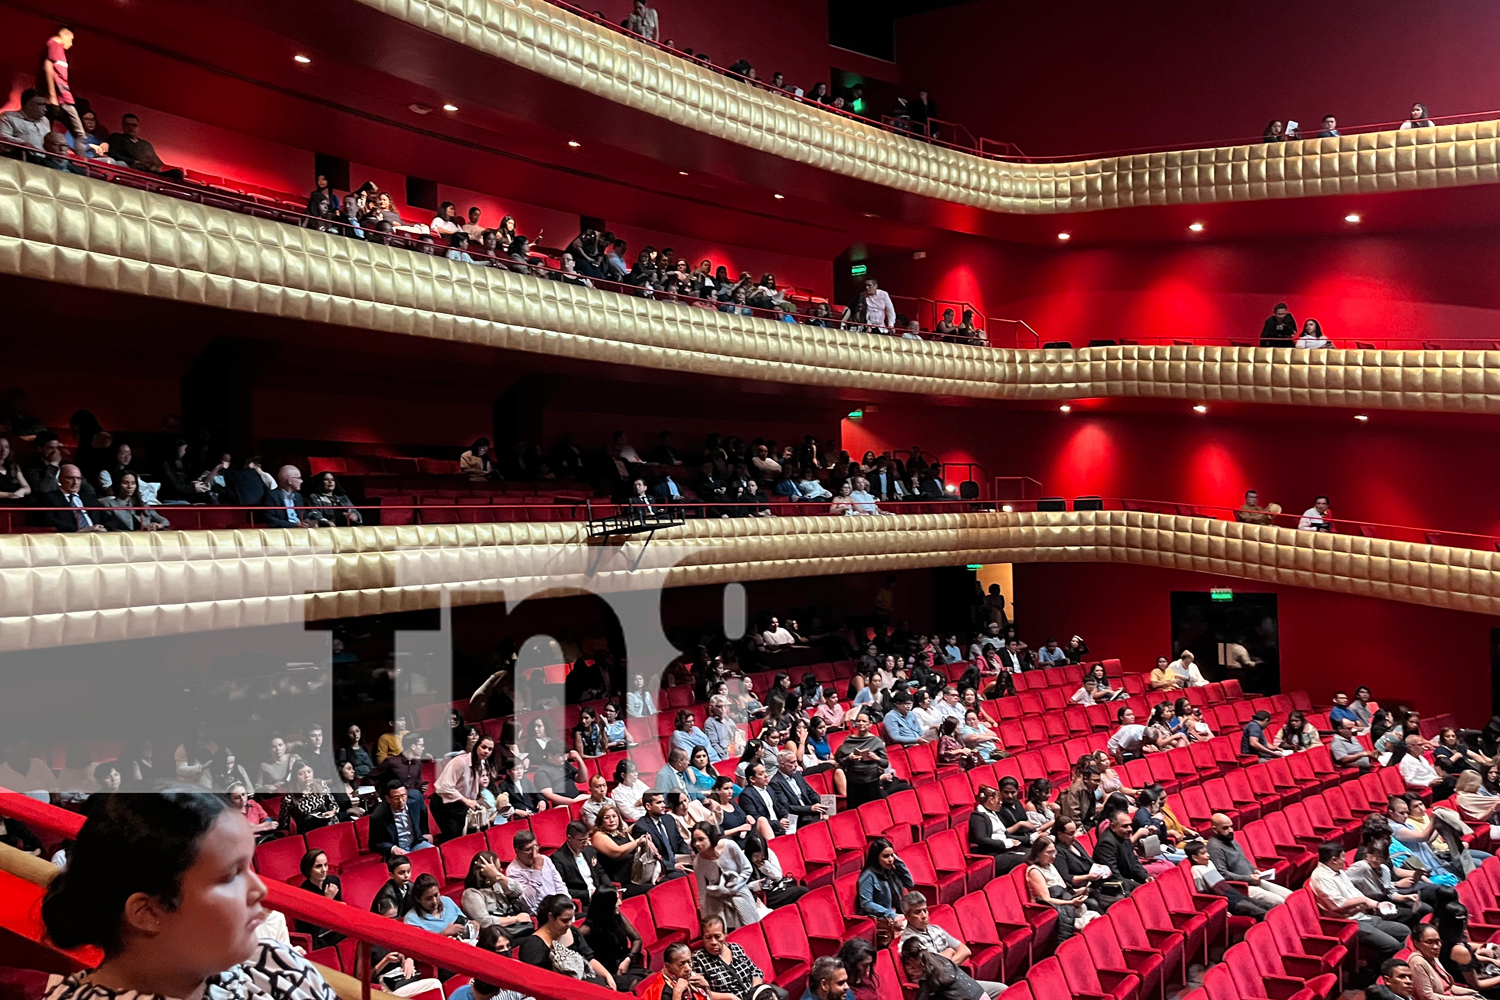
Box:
[39,463,105,533]
[100,472,170,531]
[1315,114,1340,138]
[1298,495,1332,532]
[623,0,660,41]
[306,472,362,526]
[1263,120,1290,142]
[860,278,897,333]
[266,465,330,528]
[107,113,184,181]
[1297,318,1332,348]
[1402,103,1435,129]
[1235,488,1276,525]
[0,436,31,503]
[1,90,50,157]
[1260,301,1298,347]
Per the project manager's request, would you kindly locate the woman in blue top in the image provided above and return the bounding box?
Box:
[687,747,732,796]
[601,702,631,751]
[401,873,473,937]
[856,838,914,922]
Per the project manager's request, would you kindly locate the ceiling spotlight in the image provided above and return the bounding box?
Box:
[293,54,311,64]
[408,103,432,115]
[1344,212,1361,223]
[1001,504,1014,513]
[678,170,689,176]
[1059,404,1072,413]
[773,193,785,200]
[1057,232,1071,241]
[567,140,581,148]
[442,103,458,112]
[863,212,878,218]
[1192,404,1209,413]
[1188,222,1205,233]
[1354,414,1370,421]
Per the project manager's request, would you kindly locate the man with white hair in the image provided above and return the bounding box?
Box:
[265,465,329,528]
[40,463,107,533]
[1166,650,1208,687]
[703,696,740,760]
[770,750,826,826]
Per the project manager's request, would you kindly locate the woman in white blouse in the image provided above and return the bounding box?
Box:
[911,690,944,738]
[431,736,495,841]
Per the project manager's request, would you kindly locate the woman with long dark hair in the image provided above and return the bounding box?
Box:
[41,791,339,1000]
[855,837,914,941]
[1402,103,1436,129]
[430,735,495,840]
[840,938,882,1000]
[1263,120,1289,142]
[581,884,646,992]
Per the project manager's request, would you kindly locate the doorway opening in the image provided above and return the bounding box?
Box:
[1169,590,1280,694]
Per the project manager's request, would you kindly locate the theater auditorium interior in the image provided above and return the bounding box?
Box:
[3,3,1500,1000]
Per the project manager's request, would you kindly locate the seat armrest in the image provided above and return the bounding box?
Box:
[1263,975,1312,999]
[1281,954,1329,979]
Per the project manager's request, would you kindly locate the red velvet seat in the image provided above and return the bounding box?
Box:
[928,828,992,893]
[759,906,814,992]
[1243,922,1341,1000]
[904,842,963,906]
[1083,913,1165,1000]
[1058,935,1142,1000]
[254,835,307,883]
[797,884,874,957]
[1109,896,1188,982]
[1133,880,1209,965]
[954,890,1024,981]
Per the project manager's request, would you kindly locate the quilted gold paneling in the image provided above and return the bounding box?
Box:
[3,511,1498,652]
[356,0,1500,214]
[3,160,1499,413]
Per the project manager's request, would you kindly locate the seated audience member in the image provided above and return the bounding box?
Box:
[376,855,414,911]
[1142,703,1191,752]
[257,735,302,792]
[1208,812,1291,907]
[899,936,999,1000]
[1263,120,1290,142]
[106,113,184,180]
[1406,924,1471,1000]
[369,779,435,858]
[769,750,826,826]
[693,914,771,999]
[296,849,345,947]
[100,471,170,531]
[1330,691,1359,727]
[1434,728,1490,776]
[1106,706,1149,761]
[1398,734,1455,798]
[636,942,704,1000]
[856,838,915,933]
[1173,698,1214,741]
[1275,710,1321,752]
[1330,717,1374,771]
[265,465,330,528]
[1347,839,1430,930]
[882,691,927,746]
[1024,836,1094,943]
[551,821,611,914]
[40,791,342,1000]
[1260,301,1298,346]
[1236,489,1276,525]
[517,893,616,987]
[305,472,362,526]
[1241,710,1282,759]
[1185,840,1268,918]
[40,463,108,533]
[1034,637,1069,667]
[1308,842,1411,974]
[581,883,647,991]
[1314,114,1340,138]
[495,755,547,816]
[670,709,722,763]
[1055,765,1102,828]
[278,762,339,833]
[1298,495,1333,531]
[1148,655,1182,692]
[632,791,695,873]
[504,830,569,915]
[1297,318,1332,348]
[1072,663,1125,704]
[1401,103,1436,129]
[1093,808,1150,893]
[899,891,1006,997]
[611,758,651,822]
[1,90,51,154]
[400,872,471,937]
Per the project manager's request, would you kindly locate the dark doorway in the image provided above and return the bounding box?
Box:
[1490,628,1500,720]
[1170,590,1280,695]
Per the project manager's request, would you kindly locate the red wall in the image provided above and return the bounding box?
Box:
[842,404,1500,539]
[895,0,1500,157]
[869,227,1500,350]
[1014,562,1496,727]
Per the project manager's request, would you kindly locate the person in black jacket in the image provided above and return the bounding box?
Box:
[1260,302,1297,347]
[551,820,612,913]
[1092,808,1149,892]
[968,785,1026,875]
[368,780,435,859]
[631,791,690,863]
[38,464,106,532]
[1053,819,1107,900]
[769,752,826,826]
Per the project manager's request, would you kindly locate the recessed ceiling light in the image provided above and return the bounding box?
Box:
[408,103,432,115]
[773,193,785,199]
[1354,414,1369,421]
[567,140,581,148]
[678,170,689,176]
[293,54,311,64]
[1192,404,1209,413]
[1345,212,1361,223]
[442,103,458,112]
[1001,504,1014,513]
[1188,222,1205,233]
[1057,232,1071,241]
[1059,403,1072,412]
[863,212,878,218]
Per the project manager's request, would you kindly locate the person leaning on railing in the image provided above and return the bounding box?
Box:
[40,790,343,1000]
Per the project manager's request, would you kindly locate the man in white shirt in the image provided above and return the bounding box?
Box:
[760,617,795,647]
[1307,842,1410,971]
[861,277,897,332]
[1167,650,1208,687]
[850,477,885,515]
[624,0,659,41]
[1397,734,1450,796]
[1298,495,1332,531]
[1106,707,1149,761]
[703,697,740,760]
[935,687,965,724]
[0,90,51,152]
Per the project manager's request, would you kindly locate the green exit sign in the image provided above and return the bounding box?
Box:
[966,564,983,571]
[850,263,867,276]
[1209,588,1234,602]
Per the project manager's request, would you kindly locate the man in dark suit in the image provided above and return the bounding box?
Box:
[1092,807,1149,892]
[368,780,434,859]
[265,464,329,528]
[551,820,611,910]
[997,639,1033,674]
[918,464,949,499]
[738,762,790,836]
[631,791,691,864]
[39,463,107,533]
[694,461,728,517]
[770,752,826,826]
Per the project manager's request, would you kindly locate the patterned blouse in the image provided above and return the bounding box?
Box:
[46,941,338,1000]
[691,942,763,997]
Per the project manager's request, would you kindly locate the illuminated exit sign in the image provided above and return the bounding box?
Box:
[1209,588,1234,602]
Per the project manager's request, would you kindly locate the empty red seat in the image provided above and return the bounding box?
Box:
[338,856,390,911]
[646,875,702,949]
[758,906,813,990]
[1083,913,1165,1000]
[437,832,485,887]
[1110,896,1188,982]
[1134,880,1209,966]
[903,842,963,906]
[1058,934,1142,1000]
[928,828,992,894]
[1243,922,1340,999]
[797,884,874,956]
[254,835,307,883]
[954,890,1026,981]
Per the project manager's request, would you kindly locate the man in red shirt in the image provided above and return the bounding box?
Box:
[42,26,86,143]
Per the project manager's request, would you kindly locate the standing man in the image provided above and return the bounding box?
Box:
[624,0,659,41]
[861,277,897,332]
[42,27,87,144]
